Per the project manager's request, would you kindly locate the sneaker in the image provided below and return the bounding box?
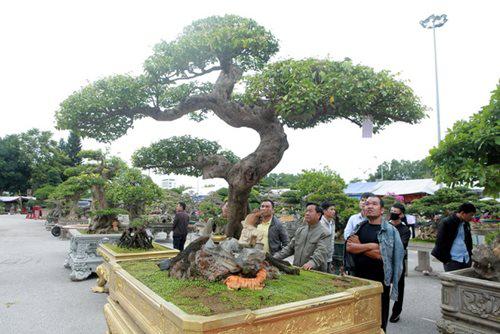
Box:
[389,314,400,323]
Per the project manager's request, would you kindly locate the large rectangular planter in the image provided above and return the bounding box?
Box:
[437,268,500,334]
[92,243,179,293]
[103,261,384,334]
[64,229,122,281]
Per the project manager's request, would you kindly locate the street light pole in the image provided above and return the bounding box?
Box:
[420,14,448,144]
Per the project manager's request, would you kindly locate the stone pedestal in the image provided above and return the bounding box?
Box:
[437,268,500,334]
[408,241,434,273]
[64,229,121,281]
[414,250,433,273]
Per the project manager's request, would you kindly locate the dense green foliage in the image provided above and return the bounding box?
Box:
[286,168,358,225]
[60,131,82,166]
[107,168,164,219]
[121,260,363,316]
[19,129,70,190]
[259,173,300,189]
[54,15,426,232]
[366,159,432,181]
[407,187,498,219]
[243,58,426,130]
[0,134,31,194]
[132,136,239,177]
[0,129,84,194]
[429,82,500,195]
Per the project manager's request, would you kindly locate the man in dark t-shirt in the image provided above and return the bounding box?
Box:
[172,202,189,251]
[353,223,384,281]
[347,196,404,332]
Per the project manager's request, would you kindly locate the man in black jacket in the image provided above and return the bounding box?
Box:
[432,203,476,272]
[173,202,190,251]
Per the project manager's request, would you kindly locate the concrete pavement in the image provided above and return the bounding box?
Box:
[0,214,107,334]
[0,214,442,333]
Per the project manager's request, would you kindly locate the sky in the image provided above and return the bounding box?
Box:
[1,0,499,191]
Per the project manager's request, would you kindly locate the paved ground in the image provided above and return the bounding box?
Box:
[0,214,443,333]
[0,214,107,334]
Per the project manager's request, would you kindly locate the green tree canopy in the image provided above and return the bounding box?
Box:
[366,159,433,181]
[107,168,163,219]
[55,15,426,237]
[290,168,358,226]
[429,83,500,195]
[19,129,70,190]
[259,173,299,189]
[408,187,498,219]
[59,131,82,166]
[0,135,31,194]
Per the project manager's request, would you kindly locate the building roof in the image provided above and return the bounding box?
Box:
[344,179,443,196]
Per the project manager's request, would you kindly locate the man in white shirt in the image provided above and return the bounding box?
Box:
[343,192,374,240]
[320,201,337,273]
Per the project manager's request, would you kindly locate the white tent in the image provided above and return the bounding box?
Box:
[344,179,443,197]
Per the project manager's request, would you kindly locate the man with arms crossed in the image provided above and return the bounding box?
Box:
[346,196,404,332]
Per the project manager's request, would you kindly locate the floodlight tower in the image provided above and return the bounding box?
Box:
[420,14,448,144]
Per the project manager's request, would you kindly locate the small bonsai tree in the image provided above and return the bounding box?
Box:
[118,218,154,250]
[107,168,164,220]
[56,15,426,237]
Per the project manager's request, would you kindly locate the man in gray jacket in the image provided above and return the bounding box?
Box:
[273,203,330,272]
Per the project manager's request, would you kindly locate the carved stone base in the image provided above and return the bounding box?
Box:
[64,229,121,281]
[438,268,500,334]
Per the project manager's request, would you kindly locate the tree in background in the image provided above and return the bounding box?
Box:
[407,187,498,219]
[49,173,96,219]
[292,168,358,228]
[19,129,69,190]
[56,15,426,237]
[0,135,31,194]
[429,82,500,196]
[366,159,432,181]
[259,173,299,190]
[107,168,164,219]
[59,131,82,166]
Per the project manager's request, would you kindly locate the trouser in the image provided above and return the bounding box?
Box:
[444,259,471,272]
[173,235,187,251]
[381,283,390,332]
[409,225,416,238]
[391,260,406,317]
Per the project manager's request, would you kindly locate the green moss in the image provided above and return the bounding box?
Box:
[105,243,168,254]
[120,260,366,316]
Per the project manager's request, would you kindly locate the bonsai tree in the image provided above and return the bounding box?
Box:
[49,173,96,220]
[107,168,164,219]
[56,15,426,237]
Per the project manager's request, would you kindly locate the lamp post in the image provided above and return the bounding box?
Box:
[420,14,448,144]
